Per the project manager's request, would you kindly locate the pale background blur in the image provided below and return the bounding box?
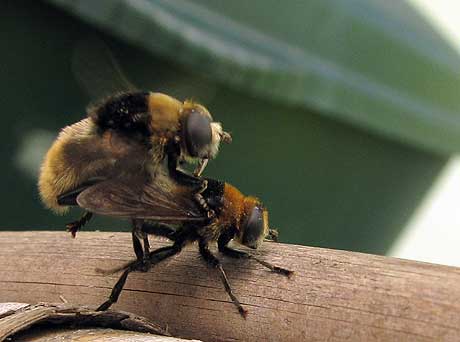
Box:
[391,0,460,266]
[391,156,460,266]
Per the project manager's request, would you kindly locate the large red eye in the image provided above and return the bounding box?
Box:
[242,206,265,249]
[183,110,212,157]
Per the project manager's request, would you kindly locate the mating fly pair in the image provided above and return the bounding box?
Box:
[38,40,292,317]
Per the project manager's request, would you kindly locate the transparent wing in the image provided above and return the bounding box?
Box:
[76,179,206,222]
[72,37,137,101]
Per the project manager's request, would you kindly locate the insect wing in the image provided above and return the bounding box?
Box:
[72,37,137,101]
[76,180,206,222]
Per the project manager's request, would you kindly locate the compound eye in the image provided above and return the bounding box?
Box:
[184,110,212,157]
[242,206,265,249]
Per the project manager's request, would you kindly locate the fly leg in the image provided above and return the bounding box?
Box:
[131,230,144,261]
[220,246,293,277]
[167,145,214,218]
[171,170,215,219]
[132,221,188,272]
[198,239,247,318]
[97,241,184,311]
[58,177,106,237]
[140,222,178,241]
[169,168,214,219]
[66,211,93,238]
[143,235,150,258]
[95,228,147,276]
[218,232,293,277]
[132,219,151,271]
[194,158,208,177]
[265,228,279,242]
[193,180,215,219]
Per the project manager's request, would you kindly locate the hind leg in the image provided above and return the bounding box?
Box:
[97,241,184,311]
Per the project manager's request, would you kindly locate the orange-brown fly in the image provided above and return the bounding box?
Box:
[73,170,292,317]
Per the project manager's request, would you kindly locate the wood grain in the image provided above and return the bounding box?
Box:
[0,231,459,341]
[13,328,200,342]
[0,302,182,341]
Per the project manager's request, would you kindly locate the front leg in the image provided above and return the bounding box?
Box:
[218,231,293,277]
[167,145,214,218]
[194,158,208,177]
[166,143,203,187]
[198,239,247,318]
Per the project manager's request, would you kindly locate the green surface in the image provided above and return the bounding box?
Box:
[47,0,460,155]
[0,1,450,254]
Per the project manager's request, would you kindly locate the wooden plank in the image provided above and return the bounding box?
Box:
[0,302,195,341]
[0,231,459,341]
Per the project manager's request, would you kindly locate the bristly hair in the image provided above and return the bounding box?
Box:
[88,91,151,135]
[202,178,226,216]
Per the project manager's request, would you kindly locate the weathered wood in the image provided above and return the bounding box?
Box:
[13,328,199,342]
[0,231,459,341]
[0,302,193,342]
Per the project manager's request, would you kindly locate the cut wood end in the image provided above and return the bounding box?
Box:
[0,302,179,342]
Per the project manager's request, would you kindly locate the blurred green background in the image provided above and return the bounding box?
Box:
[2,0,460,254]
